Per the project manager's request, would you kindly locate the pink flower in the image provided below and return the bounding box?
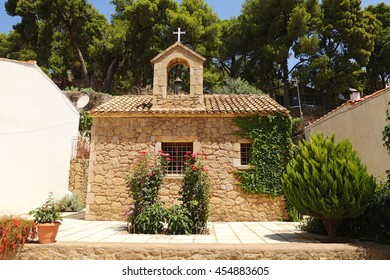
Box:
[166,158,171,161]
[158,150,163,153]
[186,151,192,155]
[191,153,196,158]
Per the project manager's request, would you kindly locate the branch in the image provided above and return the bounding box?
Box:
[288,59,309,75]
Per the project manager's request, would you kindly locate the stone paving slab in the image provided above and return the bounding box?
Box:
[53,213,326,245]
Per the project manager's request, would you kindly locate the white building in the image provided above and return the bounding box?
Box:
[0,59,80,215]
[305,87,390,179]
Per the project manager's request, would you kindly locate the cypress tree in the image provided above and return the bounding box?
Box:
[282,133,376,242]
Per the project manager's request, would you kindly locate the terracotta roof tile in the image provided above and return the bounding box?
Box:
[90,94,289,116]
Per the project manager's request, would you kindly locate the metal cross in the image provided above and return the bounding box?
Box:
[173,27,186,42]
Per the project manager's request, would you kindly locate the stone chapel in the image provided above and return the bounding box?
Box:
[86,41,290,221]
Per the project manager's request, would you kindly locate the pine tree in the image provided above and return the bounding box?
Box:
[282,133,376,241]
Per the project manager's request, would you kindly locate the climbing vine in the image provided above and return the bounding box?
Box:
[383,101,390,183]
[235,114,293,196]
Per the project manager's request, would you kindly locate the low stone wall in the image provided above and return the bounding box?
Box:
[20,243,390,260]
[68,159,89,206]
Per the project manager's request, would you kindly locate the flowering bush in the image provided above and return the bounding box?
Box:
[180,152,210,234]
[125,150,210,235]
[0,216,36,260]
[125,150,170,233]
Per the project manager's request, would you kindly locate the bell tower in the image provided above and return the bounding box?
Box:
[150,41,206,98]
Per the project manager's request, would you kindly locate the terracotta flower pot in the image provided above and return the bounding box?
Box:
[37,222,61,244]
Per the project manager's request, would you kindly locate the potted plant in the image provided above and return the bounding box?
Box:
[29,192,63,244]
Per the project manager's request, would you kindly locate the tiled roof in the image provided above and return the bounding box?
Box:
[305,87,390,129]
[90,94,289,116]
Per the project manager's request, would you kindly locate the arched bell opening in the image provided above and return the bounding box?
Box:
[167,58,190,95]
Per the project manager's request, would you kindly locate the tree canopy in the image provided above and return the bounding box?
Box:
[1,0,388,100]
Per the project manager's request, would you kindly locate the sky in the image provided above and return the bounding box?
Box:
[0,0,385,34]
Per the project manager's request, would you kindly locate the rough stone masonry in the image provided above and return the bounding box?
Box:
[85,116,288,221]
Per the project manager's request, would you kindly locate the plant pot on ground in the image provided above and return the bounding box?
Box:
[29,192,63,244]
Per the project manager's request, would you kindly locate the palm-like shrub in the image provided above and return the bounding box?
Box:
[282,133,376,241]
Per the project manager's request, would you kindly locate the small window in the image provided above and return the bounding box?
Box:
[240,143,252,165]
[162,142,193,174]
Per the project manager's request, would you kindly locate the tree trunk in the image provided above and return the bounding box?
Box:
[322,217,341,242]
[75,46,90,88]
[283,65,290,109]
[69,30,89,88]
[101,58,119,93]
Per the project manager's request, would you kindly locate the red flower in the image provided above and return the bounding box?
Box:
[191,165,197,171]
[140,151,147,155]
[201,166,208,171]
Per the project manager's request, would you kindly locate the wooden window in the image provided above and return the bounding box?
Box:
[162,142,193,174]
[240,143,252,165]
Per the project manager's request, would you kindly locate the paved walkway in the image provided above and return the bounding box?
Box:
[56,212,325,244]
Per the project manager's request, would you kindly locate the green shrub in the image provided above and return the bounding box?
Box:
[300,217,327,235]
[56,193,83,212]
[167,205,193,235]
[282,133,376,241]
[133,202,167,234]
[213,77,263,95]
[300,182,390,244]
[180,152,210,234]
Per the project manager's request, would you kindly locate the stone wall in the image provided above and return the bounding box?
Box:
[68,159,89,207]
[21,243,390,260]
[86,116,289,221]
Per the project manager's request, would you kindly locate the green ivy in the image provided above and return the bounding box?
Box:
[235,114,293,196]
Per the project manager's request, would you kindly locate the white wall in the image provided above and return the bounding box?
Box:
[0,60,80,215]
[305,88,390,180]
